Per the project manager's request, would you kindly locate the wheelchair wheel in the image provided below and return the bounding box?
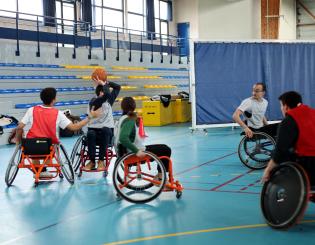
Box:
[5,145,21,187]
[70,135,86,172]
[58,144,75,184]
[238,132,275,170]
[261,162,310,229]
[112,151,166,204]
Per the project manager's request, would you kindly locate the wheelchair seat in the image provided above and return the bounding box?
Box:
[22,138,52,155]
[261,162,310,229]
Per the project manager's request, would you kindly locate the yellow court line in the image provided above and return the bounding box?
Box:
[64,65,103,69]
[112,66,147,70]
[104,220,315,245]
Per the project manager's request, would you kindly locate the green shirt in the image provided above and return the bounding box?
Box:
[119,117,138,153]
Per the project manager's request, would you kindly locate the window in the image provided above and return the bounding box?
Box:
[103,0,122,9]
[128,13,144,34]
[94,6,102,27]
[128,0,143,14]
[0,0,16,17]
[154,0,169,37]
[103,8,123,29]
[18,0,43,21]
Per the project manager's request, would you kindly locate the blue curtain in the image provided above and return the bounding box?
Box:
[43,0,56,27]
[194,42,315,125]
[146,0,155,40]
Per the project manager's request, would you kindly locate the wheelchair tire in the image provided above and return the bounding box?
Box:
[5,145,21,187]
[261,162,310,229]
[58,144,75,184]
[238,132,275,170]
[70,135,85,172]
[112,151,166,204]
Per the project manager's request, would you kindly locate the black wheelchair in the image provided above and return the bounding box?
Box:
[238,131,276,169]
[261,162,315,229]
[70,135,116,177]
[5,138,75,187]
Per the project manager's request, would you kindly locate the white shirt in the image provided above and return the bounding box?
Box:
[21,105,71,137]
[87,101,114,128]
[238,97,268,129]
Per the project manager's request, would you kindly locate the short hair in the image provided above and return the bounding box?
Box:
[255,82,266,92]
[40,87,57,105]
[95,85,103,96]
[278,91,302,109]
[121,97,136,115]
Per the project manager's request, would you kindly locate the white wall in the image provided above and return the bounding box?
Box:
[278,0,296,39]
[198,0,260,39]
[172,0,199,39]
[173,0,297,41]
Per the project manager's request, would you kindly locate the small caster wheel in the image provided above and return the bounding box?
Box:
[59,173,64,179]
[103,171,108,178]
[34,182,39,188]
[176,191,182,199]
[78,172,82,178]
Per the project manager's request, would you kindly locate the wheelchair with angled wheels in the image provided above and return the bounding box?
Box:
[70,134,116,177]
[238,131,276,169]
[261,161,315,229]
[5,138,75,187]
[112,150,183,204]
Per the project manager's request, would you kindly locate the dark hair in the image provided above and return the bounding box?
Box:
[40,87,57,105]
[121,97,136,115]
[255,82,266,92]
[95,85,103,96]
[278,91,302,109]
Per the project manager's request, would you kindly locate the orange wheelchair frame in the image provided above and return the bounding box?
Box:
[112,151,183,203]
[70,135,116,177]
[5,140,74,187]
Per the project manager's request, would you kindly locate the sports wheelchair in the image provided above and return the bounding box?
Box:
[70,135,116,177]
[261,162,315,229]
[112,151,183,204]
[5,138,75,187]
[238,131,276,170]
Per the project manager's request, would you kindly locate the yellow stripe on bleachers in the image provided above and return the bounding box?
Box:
[144,85,177,89]
[64,65,103,69]
[128,76,160,79]
[117,96,149,102]
[121,86,138,90]
[79,75,121,80]
[112,66,147,71]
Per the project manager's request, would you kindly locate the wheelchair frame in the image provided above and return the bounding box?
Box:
[112,151,183,204]
[70,135,116,177]
[261,162,315,229]
[5,141,74,187]
[238,131,276,170]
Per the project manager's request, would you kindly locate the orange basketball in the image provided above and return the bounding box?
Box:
[91,68,107,82]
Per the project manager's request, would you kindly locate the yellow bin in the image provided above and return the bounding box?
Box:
[174,99,191,123]
[142,100,174,126]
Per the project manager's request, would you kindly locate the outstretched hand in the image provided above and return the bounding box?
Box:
[92,75,107,87]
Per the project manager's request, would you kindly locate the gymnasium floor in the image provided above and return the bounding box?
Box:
[0,124,315,245]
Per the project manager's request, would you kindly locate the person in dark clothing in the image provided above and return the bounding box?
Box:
[85,77,121,171]
[115,97,172,180]
[262,91,315,185]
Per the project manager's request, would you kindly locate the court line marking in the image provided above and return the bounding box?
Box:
[210,169,254,191]
[175,151,237,176]
[104,220,315,245]
[0,200,119,245]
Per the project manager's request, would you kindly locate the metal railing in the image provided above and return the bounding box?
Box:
[0,9,189,63]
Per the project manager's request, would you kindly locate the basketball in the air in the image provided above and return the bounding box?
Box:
[91,68,107,82]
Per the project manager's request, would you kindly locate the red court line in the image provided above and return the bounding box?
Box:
[185,187,259,195]
[175,151,237,176]
[210,169,254,191]
[240,179,261,191]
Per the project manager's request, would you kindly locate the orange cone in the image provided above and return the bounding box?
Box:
[138,116,148,138]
